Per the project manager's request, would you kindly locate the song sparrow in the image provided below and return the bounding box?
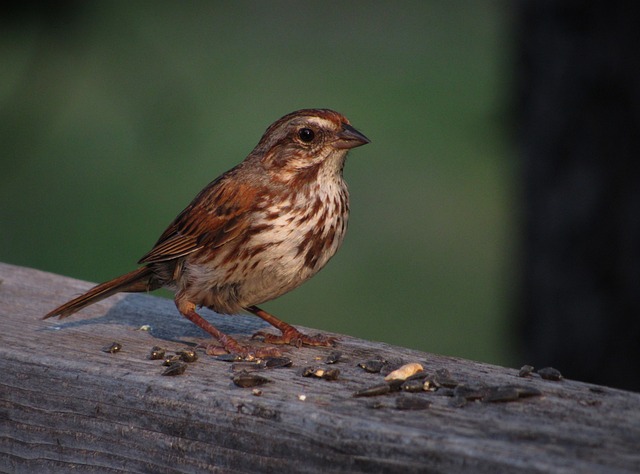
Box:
[44,109,369,356]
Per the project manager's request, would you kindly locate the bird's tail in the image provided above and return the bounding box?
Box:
[44,266,160,319]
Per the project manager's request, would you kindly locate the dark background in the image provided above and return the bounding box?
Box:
[2,1,637,390]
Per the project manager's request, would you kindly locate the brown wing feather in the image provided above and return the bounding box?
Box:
[138,169,258,265]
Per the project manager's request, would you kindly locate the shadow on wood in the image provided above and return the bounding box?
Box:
[1,262,639,473]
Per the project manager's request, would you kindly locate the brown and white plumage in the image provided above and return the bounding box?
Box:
[44,109,369,356]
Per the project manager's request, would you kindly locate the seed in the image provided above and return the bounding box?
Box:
[101,342,122,354]
[401,379,425,393]
[162,355,181,366]
[325,351,342,364]
[434,368,458,388]
[301,367,340,380]
[148,346,166,360]
[177,349,198,363]
[518,365,535,377]
[357,359,385,373]
[264,357,293,369]
[216,353,244,362]
[538,367,563,381]
[233,371,270,388]
[482,386,520,403]
[353,383,391,397]
[384,363,424,382]
[162,361,187,376]
[454,385,486,401]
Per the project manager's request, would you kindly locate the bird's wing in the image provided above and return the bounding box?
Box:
[138,171,257,264]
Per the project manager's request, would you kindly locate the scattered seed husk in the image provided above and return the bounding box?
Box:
[216,353,244,362]
[252,388,263,396]
[101,342,122,354]
[401,378,425,393]
[233,371,270,388]
[538,367,563,381]
[264,356,292,369]
[138,325,152,331]
[163,354,182,366]
[302,367,340,381]
[162,361,187,376]
[396,395,431,411]
[384,363,424,382]
[325,351,342,364]
[176,348,198,363]
[454,384,486,401]
[481,385,543,403]
[357,359,386,373]
[148,346,166,360]
[353,383,391,397]
[434,368,458,388]
[518,364,535,377]
[483,386,520,403]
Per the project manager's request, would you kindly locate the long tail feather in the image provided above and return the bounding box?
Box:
[44,267,159,319]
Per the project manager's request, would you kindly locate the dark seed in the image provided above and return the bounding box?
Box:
[401,379,425,393]
[353,383,391,397]
[163,355,181,366]
[148,346,166,360]
[301,367,339,380]
[264,357,293,369]
[233,371,270,388]
[483,386,520,403]
[518,364,535,377]
[454,385,486,401]
[387,379,404,392]
[325,351,342,364]
[102,342,122,354]
[176,349,198,363]
[538,367,563,381]
[357,360,385,373]
[395,396,431,411]
[162,361,187,376]
[434,369,459,388]
[216,353,244,362]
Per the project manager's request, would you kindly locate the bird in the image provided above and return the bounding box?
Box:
[44,109,370,357]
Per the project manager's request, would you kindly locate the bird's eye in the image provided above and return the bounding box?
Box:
[298,128,315,143]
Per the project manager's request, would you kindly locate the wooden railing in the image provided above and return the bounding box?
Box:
[1,262,638,473]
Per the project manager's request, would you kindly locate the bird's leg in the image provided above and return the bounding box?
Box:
[176,297,281,358]
[247,305,336,347]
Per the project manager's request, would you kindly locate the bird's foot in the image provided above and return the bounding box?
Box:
[252,328,337,348]
[202,341,283,360]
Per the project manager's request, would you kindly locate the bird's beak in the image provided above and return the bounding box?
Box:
[334,123,370,150]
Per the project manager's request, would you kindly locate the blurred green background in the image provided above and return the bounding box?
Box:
[0,1,516,366]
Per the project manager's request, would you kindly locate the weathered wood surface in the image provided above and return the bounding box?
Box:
[0,262,639,473]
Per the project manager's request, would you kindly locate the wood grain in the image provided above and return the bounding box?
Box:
[1,262,639,473]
